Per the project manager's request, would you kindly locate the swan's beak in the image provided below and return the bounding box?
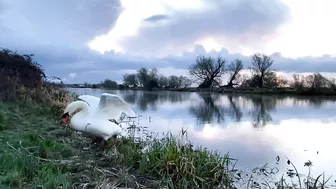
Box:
[61,112,70,127]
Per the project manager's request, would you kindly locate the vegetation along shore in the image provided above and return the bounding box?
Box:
[0,48,334,188]
[65,53,336,97]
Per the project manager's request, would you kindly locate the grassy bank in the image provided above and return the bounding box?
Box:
[0,100,237,188]
[0,97,333,188]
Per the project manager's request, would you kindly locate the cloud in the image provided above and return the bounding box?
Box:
[0,0,122,49]
[143,14,170,23]
[1,0,336,84]
[21,45,336,84]
[115,0,290,56]
[69,73,77,79]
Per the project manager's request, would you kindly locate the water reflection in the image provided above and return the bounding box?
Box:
[68,88,336,128]
[67,88,336,183]
[248,95,276,127]
[189,93,227,125]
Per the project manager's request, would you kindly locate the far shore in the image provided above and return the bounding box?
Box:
[66,86,336,97]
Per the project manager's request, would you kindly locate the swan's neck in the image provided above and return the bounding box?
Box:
[70,103,90,131]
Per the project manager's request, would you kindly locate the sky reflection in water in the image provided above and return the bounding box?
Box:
[68,88,336,180]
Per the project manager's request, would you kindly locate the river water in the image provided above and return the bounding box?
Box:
[67,88,336,186]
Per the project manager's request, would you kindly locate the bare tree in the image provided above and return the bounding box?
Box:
[305,73,328,89]
[276,75,289,87]
[225,59,243,88]
[292,74,306,89]
[189,55,226,88]
[250,53,273,88]
[179,75,192,88]
[168,75,180,88]
[327,77,336,89]
[263,72,278,88]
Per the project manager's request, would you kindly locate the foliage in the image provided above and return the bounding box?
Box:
[123,73,139,88]
[121,68,193,90]
[0,48,77,187]
[100,79,119,89]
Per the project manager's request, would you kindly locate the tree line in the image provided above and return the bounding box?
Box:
[69,52,336,92]
[123,68,192,89]
[78,68,192,90]
[188,53,336,91]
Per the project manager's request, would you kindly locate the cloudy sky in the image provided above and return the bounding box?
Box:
[1,0,335,84]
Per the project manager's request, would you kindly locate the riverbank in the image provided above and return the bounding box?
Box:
[69,86,336,97]
[0,100,332,188]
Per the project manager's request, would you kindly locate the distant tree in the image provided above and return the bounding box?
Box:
[145,79,159,90]
[136,68,159,89]
[240,72,279,88]
[263,72,278,88]
[158,75,169,88]
[276,75,289,87]
[100,79,118,89]
[291,74,306,89]
[167,76,180,88]
[250,53,273,88]
[238,74,250,87]
[148,68,159,81]
[136,68,149,87]
[83,82,90,88]
[118,84,126,89]
[123,73,139,88]
[179,75,192,88]
[189,55,226,88]
[144,68,159,89]
[225,59,243,88]
[327,77,336,89]
[305,73,328,89]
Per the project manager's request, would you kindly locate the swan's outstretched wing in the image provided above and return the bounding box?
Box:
[94,93,136,120]
[78,95,100,114]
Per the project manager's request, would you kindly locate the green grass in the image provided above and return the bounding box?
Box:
[0,103,74,188]
[0,101,333,189]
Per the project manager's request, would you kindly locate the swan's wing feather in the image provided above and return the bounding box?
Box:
[94,93,136,120]
[78,95,100,113]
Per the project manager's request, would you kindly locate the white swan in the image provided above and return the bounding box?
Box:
[61,93,136,148]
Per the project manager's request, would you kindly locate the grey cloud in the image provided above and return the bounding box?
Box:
[13,44,336,84]
[143,14,170,22]
[1,0,335,84]
[0,0,122,48]
[118,0,290,55]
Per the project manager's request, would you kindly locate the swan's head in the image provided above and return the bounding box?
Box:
[61,101,88,126]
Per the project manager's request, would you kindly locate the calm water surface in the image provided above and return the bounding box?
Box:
[67,88,336,182]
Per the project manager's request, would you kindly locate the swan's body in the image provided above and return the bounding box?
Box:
[62,93,136,148]
[77,94,136,121]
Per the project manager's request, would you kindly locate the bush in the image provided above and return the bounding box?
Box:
[0,48,76,113]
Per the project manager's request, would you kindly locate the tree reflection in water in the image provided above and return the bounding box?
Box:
[120,91,191,111]
[247,95,276,127]
[110,89,335,129]
[188,93,243,125]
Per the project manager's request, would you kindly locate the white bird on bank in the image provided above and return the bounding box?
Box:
[61,93,136,149]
